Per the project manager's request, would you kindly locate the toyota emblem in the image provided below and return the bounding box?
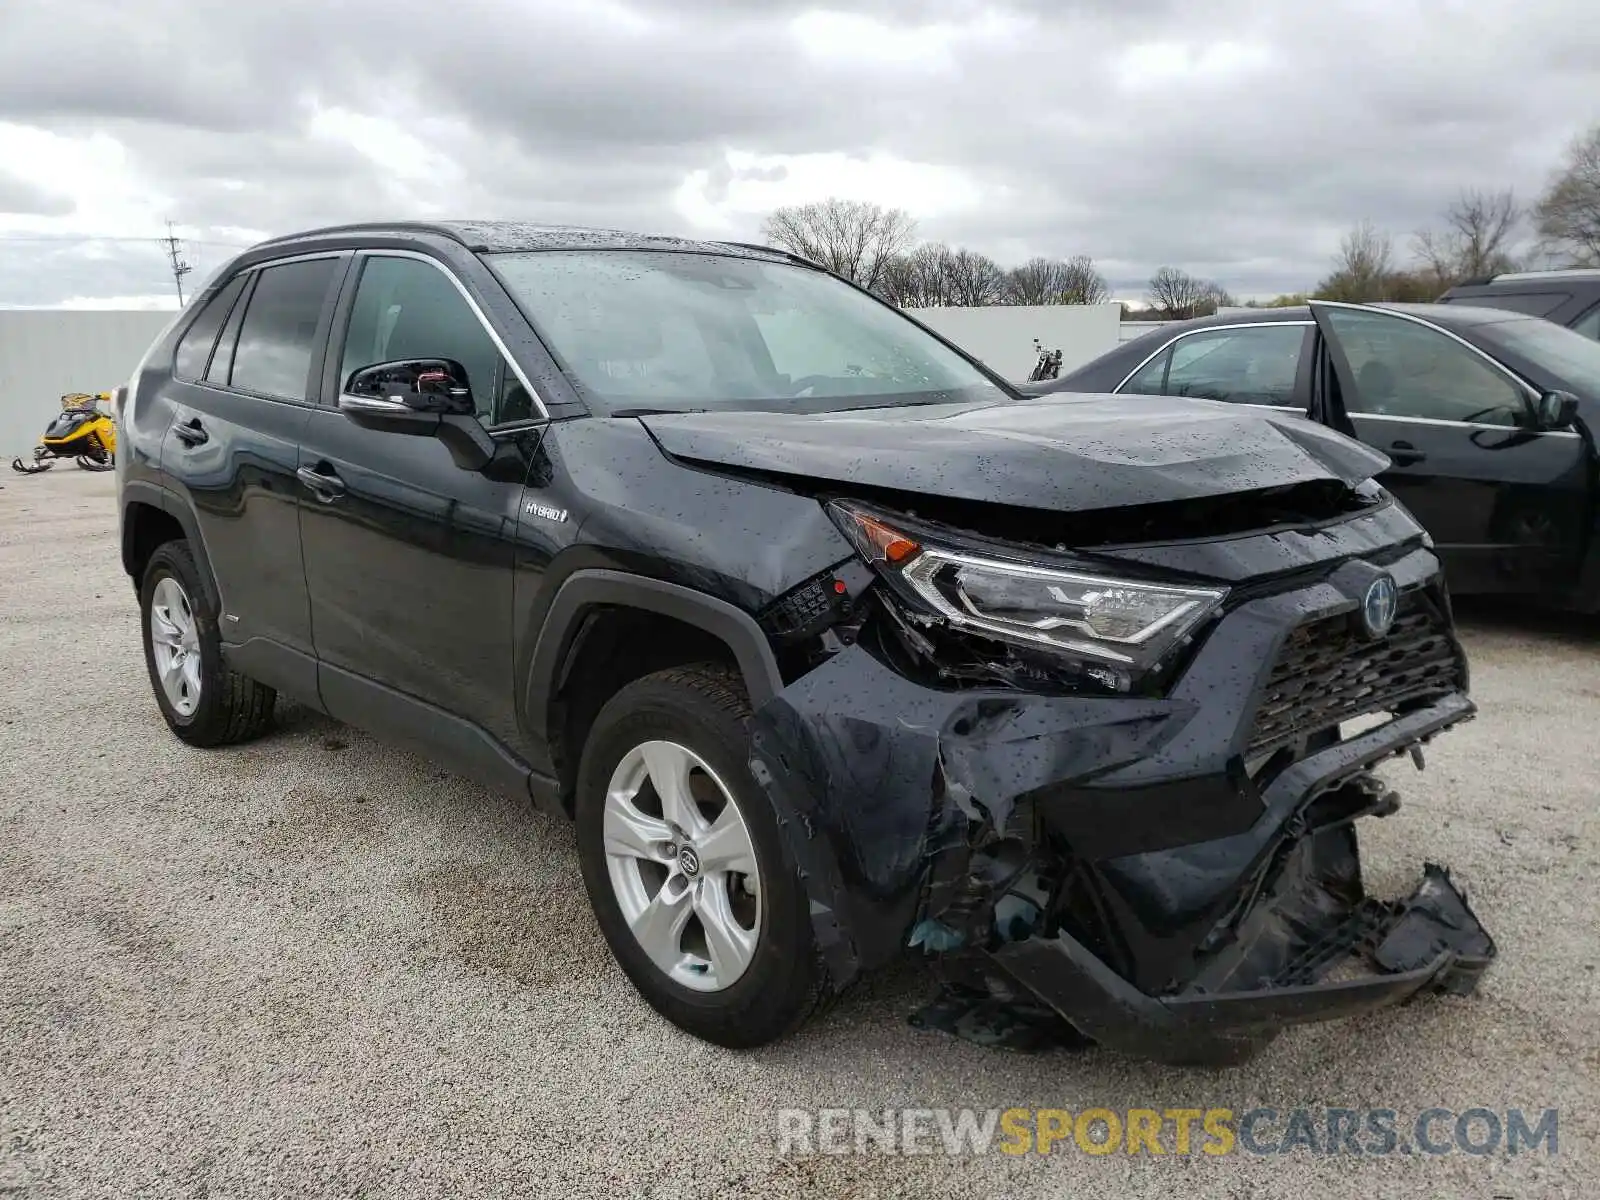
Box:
[1361,575,1399,639]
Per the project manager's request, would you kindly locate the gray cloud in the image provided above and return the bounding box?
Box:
[0,238,184,306]
[0,0,1596,304]
[0,170,74,218]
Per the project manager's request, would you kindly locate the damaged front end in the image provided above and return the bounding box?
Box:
[746,489,1495,1066]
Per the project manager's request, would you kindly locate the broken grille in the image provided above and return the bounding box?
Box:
[1247,594,1463,759]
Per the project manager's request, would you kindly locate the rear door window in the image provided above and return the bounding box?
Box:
[173,274,247,381]
[1573,305,1600,342]
[228,258,339,401]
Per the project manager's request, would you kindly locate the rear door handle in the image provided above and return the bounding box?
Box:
[1388,440,1426,466]
[172,418,208,447]
[296,464,347,502]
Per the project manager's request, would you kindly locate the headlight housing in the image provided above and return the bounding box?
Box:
[828,500,1226,690]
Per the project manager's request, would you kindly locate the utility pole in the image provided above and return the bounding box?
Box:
[162,221,192,305]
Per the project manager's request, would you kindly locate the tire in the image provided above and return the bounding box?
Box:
[575,663,827,1048]
[139,539,276,747]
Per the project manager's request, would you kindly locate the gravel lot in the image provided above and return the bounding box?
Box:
[2,468,1595,1198]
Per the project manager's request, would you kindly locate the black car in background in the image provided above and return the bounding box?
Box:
[1037,301,1600,610]
[1438,268,1600,341]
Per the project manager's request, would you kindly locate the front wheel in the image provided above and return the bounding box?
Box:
[575,663,827,1048]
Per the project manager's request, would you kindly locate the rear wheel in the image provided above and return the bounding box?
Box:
[575,663,826,1048]
[139,540,275,746]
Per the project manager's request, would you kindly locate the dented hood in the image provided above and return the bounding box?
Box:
[639,393,1389,511]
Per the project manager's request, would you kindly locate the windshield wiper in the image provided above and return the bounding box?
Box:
[609,407,708,418]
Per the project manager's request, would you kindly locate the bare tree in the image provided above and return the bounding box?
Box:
[1534,124,1600,267]
[761,199,917,292]
[940,247,1007,306]
[1006,255,1111,304]
[1147,266,1231,319]
[1412,188,1522,285]
[878,243,1008,307]
[1315,220,1395,301]
[878,243,954,307]
[1058,255,1113,305]
[1005,256,1070,305]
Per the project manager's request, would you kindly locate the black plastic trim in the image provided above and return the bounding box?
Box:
[523,569,785,747]
[319,661,562,812]
[220,638,325,713]
[120,479,221,610]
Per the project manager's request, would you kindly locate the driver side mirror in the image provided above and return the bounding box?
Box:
[337,358,493,471]
[1535,389,1580,432]
[338,359,476,428]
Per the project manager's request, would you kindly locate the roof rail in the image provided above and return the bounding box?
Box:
[715,239,781,255]
[1484,267,1600,284]
[713,240,826,270]
[250,221,471,249]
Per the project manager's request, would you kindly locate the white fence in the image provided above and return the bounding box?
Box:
[907,303,1123,380]
[0,310,174,458]
[0,303,1174,459]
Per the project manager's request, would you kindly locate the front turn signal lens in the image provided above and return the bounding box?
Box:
[828,502,921,565]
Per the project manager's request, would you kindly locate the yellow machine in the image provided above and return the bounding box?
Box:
[11,393,118,474]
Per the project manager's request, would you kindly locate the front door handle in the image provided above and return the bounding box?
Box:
[296,464,347,503]
[172,417,208,447]
[1388,440,1427,466]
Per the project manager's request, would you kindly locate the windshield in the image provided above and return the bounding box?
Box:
[489,250,1003,414]
[1477,316,1600,395]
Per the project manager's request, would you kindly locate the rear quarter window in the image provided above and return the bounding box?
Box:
[173,274,248,381]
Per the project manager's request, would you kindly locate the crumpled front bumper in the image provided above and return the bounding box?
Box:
[747,549,1495,1065]
[990,822,1495,1065]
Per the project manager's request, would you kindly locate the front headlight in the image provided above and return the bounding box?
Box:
[828,500,1226,686]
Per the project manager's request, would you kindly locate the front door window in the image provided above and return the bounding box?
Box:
[1321,308,1528,427]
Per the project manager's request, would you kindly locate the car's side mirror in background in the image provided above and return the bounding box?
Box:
[1535,389,1580,432]
[337,358,492,471]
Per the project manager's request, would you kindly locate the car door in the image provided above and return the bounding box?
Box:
[161,254,344,686]
[1310,302,1589,593]
[1117,322,1315,414]
[298,250,545,756]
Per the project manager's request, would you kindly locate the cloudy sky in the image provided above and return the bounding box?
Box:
[1,0,1596,307]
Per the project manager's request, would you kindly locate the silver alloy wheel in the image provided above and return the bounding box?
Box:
[149,576,202,718]
[602,739,762,992]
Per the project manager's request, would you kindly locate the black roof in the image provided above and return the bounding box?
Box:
[1445,268,1600,290]
[1375,301,1533,327]
[251,219,796,262]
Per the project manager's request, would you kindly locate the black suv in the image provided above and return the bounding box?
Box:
[1438,268,1600,340]
[114,221,1495,1065]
